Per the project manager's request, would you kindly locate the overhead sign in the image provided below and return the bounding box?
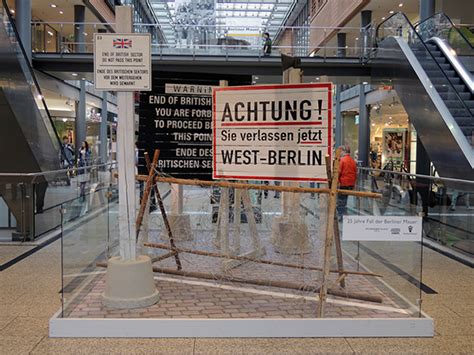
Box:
[212,83,332,181]
[342,216,422,241]
[94,33,151,91]
[138,81,214,180]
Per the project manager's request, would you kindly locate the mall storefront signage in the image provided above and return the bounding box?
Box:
[212,83,333,181]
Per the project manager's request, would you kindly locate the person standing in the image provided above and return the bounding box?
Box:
[337,145,357,216]
[263,32,272,56]
[61,136,75,169]
[61,136,75,186]
[78,141,91,202]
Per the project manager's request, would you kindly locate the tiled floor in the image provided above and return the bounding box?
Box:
[1,236,473,354]
[65,276,409,319]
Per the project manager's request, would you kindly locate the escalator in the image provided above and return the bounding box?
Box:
[373,12,474,185]
[0,1,64,239]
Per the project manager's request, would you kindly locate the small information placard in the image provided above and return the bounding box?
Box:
[342,216,422,242]
[94,33,151,91]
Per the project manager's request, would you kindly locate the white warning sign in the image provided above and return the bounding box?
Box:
[212,83,333,181]
[94,33,151,91]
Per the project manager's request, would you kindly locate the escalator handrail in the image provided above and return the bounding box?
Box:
[426,37,474,94]
[376,12,473,119]
[414,12,474,50]
[1,0,66,162]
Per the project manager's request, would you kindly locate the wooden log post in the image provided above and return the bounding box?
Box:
[144,242,382,278]
[317,148,342,318]
[135,175,382,199]
[135,150,159,241]
[144,151,182,270]
[325,154,345,289]
[96,261,383,303]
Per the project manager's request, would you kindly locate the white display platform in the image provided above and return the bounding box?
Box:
[49,310,433,338]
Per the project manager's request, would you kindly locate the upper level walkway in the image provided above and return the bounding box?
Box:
[31,22,374,79]
[32,52,372,78]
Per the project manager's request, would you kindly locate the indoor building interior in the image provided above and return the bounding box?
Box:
[0,0,472,352]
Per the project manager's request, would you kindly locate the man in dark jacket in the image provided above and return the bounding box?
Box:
[263,32,272,56]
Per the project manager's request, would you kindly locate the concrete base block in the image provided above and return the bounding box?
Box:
[271,216,311,254]
[160,214,193,241]
[102,255,159,309]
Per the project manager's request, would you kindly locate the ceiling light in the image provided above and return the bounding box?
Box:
[83,32,88,36]
[315,77,320,80]
[62,118,67,122]
[355,37,359,40]
[59,10,64,14]
[385,122,389,126]
[372,123,375,127]
[362,81,368,85]
[10,9,14,14]
[382,17,386,20]
[47,31,54,36]
[72,73,78,77]
[389,10,394,14]
[50,4,57,8]
[399,3,403,7]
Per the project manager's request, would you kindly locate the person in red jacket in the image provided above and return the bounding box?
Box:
[337,145,357,216]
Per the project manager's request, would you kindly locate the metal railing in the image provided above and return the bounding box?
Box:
[356,166,473,260]
[415,13,474,55]
[0,162,117,241]
[30,21,376,60]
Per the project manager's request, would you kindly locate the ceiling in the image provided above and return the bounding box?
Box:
[150,0,296,44]
[6,0,107,44]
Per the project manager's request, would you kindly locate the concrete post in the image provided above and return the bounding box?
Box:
[75,79,87,159]
[270,67,311,255]
[15,0,31,62]
[358,84,370,167]
[115,6,136,261]
[100,92,108,163]
[420,0,436,21]
[102,6,159,310]
[74,5,85,53]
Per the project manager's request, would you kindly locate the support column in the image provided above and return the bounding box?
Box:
[270,67,311,255]
[420,0,435,21]
[358,84,370,167]
[75,79,86,159]
[15,0,31,62]
[74,5,85,53]
[100,92,108,163]
[337,33,346,58]
[361,10,372,57]
[335,85,343,147]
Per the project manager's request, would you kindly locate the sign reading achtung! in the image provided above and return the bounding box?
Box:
[212,83,333,181]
